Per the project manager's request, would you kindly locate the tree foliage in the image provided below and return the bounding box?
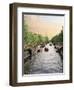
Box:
[51,30,63,44]
[24,22,49,48]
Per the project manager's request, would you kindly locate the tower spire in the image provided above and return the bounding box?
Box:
[62,26,63,30]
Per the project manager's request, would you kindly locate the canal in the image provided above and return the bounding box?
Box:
[24,43,63,74]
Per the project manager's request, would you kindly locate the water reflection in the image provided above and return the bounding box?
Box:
[24,43,63,74]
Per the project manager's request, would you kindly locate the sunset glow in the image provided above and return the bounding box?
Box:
[24,14,64,40]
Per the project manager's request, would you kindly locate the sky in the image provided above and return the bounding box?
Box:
[24,14,64,40]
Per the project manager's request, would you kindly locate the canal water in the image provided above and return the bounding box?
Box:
[26,43,63,74]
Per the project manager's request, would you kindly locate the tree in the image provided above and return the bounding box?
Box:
[24,20,50,48]
[45,36,49,43]
[51,30,63,44]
